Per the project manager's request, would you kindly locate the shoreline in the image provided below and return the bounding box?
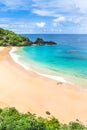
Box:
[9,47,68,83]
[11,46,87,89]
[0,47,87,125]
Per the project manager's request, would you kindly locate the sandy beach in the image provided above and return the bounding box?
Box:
[0,47,87,125]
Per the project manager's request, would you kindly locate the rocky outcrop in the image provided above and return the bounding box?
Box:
[34,38,44,45]
[43,41,57,45]
[33,38,57,46]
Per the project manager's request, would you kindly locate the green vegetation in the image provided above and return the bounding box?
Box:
[0,28,57,46]
[0,28,32,46]
[0,107,87,130]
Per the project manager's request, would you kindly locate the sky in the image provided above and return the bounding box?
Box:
[0,0,87,34]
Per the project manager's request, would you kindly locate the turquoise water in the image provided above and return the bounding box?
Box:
[15,34,87,88]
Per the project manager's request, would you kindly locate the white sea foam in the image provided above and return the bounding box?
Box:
[9,47,30,70]
[9,47,67,83]
[34,71,67,83]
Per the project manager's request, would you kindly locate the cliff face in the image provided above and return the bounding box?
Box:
[0,28,56,46]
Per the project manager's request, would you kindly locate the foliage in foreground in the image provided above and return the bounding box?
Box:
[0,107,87,130]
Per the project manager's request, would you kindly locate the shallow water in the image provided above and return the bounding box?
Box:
[13,34,87,88]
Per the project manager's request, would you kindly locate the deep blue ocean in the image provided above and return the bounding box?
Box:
[14,34,87,88]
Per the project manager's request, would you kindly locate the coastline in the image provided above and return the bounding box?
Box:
[0,47,87,125]
[9,47,67,83]
[10,47,87,89]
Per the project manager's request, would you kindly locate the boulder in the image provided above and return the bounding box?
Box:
[34,38,57,46]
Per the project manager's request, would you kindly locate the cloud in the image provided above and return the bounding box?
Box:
[0,18,35,33]
[54,16,66,23]
[32,10,54,16]
[0,0,87,16]
[74,0,87,13]
[32,0,87,17]
[0,0,31,10]
[0,0,87,33]
[0,18,46,33]
[0,24,8,28]
[36,22,46,28]
[53,15,87,26]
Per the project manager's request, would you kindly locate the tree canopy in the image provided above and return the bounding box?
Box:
[0,28,32,46]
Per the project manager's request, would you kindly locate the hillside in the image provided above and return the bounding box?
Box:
[0,28,32,46]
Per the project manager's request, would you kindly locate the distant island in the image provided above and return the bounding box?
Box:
[0,28,56,46]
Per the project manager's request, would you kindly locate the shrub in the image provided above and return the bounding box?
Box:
[0,107,87,130]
